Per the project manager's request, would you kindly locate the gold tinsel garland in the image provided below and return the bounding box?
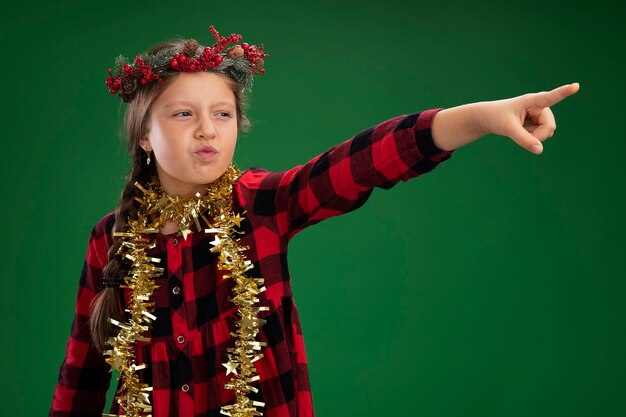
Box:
[103,164,267,417]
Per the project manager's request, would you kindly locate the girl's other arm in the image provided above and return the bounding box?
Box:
[431,83,580,154]
[49,225,112,417]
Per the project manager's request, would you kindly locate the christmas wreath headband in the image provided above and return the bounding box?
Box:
[105,25,268,103]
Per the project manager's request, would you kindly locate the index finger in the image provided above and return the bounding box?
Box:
[528,82,580,108]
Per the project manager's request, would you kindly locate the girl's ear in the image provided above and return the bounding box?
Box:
[140,136,152,152]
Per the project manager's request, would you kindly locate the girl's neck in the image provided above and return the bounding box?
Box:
[161,182,207,198]
[156,171,208,197]
[159,219,180,235]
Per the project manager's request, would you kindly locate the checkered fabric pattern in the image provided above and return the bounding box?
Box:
[50,108,455,417]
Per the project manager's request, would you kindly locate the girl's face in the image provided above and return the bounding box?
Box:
[141,72,238,196]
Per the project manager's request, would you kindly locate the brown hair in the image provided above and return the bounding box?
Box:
[89,39,250,352]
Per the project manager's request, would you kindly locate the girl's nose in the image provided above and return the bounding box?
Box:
[195,117,217,139]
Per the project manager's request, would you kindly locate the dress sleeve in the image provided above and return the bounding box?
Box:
[242,108,455,241]
[49,221,112,417]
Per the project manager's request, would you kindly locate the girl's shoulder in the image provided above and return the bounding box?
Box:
[79,211,116,268]
[234,167,272,199]
[237,167,271,186]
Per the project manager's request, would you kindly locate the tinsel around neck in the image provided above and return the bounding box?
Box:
[135,165,242,239]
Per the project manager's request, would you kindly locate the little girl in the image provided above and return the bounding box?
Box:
[49,25,579,417]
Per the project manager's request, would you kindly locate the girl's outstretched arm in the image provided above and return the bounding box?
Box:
[236,109,454,241]
[431,83,580,154]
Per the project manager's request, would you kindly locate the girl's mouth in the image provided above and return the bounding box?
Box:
[195,146,218,161]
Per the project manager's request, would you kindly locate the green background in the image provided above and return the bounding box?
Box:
[2,0,624,416]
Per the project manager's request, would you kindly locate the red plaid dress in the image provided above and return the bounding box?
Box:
[50,109,455,417]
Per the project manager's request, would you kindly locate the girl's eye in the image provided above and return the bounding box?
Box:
[216,111,231,118]
[174,111,192,117]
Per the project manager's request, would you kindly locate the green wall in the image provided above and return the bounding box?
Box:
[1,0,624,416]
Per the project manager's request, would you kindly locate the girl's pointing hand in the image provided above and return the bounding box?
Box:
[480,83,580,155]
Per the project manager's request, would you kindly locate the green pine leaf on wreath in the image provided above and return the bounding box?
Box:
[113,54,129,78]
[145,48,175,69]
